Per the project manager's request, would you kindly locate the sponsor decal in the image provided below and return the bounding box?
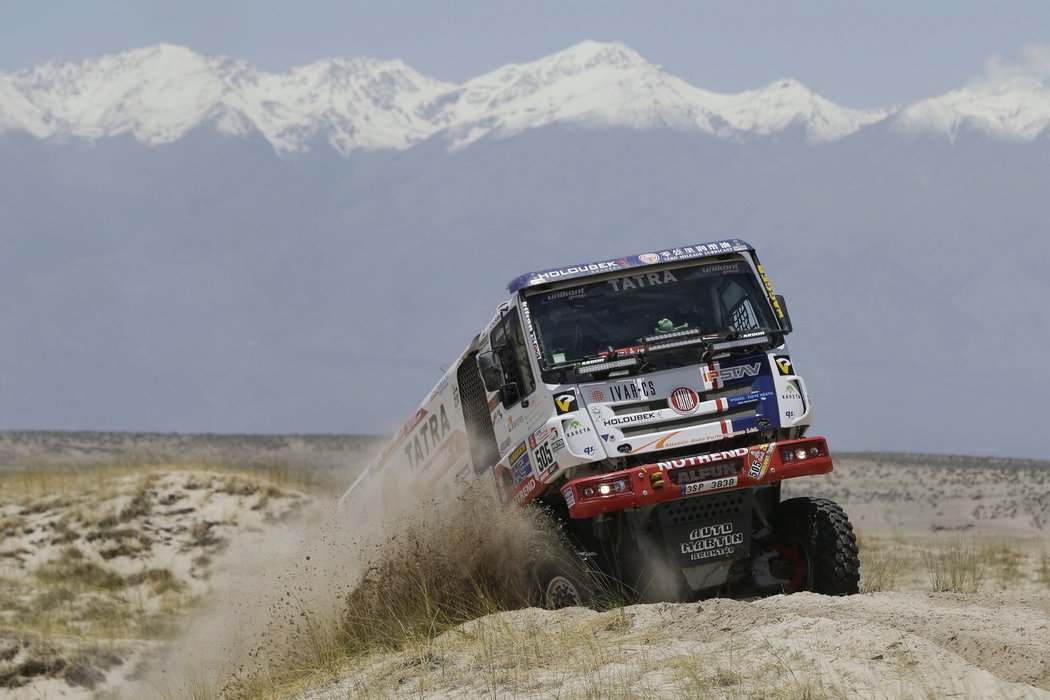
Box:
[532,440,555,474]
[562,487,576,508]
[427,377,449,403]
[747,443,776,480]
[403,404,454,470]
[638,253,661,263]
[629,429,727,454]
[584,446,595,455]
[540,462,560,481]
[756,264,786,319]
[513,477,539,506]
[702,363,761,383]
[680,521,745,561]
[605,412,657,426]
[676,462,737,483]
[498,436,512,454]
[528,427,550,450]
[512,452,533,486]
[681,475,738,496]
[608,380,657,402]
[520,299,543,360]
[656,448,749,471]
[549,438,565,452]
[534,261,620,282]
[696,262,744,275]
[507,414,525,432]
[600,433,616,442]
[565,418,592,438]
[590,388,606,402]
[774,356,794,376]
[554,391,579,415]
[541,287,586,303]
[452,383,460,408]
[509,441,528,464]
[662,241,737,259]
[418,431,470,492]
[607,270,678,292]
[669,387,699,414]
[785,410,795,418]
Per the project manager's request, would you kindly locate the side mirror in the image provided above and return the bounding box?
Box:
[774,295,793,334]
[477,351,503,392]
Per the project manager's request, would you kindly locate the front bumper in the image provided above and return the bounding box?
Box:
[561,436,832,519]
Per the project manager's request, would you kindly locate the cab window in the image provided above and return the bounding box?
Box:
[490,308,536,407]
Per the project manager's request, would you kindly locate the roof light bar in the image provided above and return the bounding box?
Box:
[579,355,642,371]
[640,329,704,345]
[710,334,769,352]
[644,337,709,353]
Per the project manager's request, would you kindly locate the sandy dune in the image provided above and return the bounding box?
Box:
[303,592,1050,699]
[1,433,1048,698]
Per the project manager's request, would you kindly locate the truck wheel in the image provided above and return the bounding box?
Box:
[530,553,594,609]
[771,497,859,595]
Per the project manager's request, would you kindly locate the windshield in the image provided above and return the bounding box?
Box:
[525,257,778,369]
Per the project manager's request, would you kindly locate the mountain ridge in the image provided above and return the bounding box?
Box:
[8,40,1045,154]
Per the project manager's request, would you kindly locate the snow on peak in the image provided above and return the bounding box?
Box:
[716,78,893,142]
[5,41,1044,155]
[893,76,1050,141]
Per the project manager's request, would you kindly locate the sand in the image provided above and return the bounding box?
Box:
[1,434,1048,698]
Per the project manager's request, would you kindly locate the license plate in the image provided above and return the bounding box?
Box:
[681,475,738,495]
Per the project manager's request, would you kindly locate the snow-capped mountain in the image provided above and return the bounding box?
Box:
[893,76,1050,141]
[0,40,894,154]
[0,43,453,153]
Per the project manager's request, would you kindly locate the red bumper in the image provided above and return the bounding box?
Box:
[560,436,833,519]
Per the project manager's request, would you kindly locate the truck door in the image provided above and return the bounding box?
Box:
[488,307,540,497]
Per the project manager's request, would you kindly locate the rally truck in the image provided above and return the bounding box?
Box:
[341,239,859,606]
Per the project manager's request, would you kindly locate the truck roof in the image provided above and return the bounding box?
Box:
[507,238,755,293]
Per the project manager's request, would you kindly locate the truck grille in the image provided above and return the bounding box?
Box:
[657,490,753,527]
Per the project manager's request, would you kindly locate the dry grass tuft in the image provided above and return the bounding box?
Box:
[35,547,125,591]
[920,537,986,593]
[983,541,1025,585]
[857,535,907,593]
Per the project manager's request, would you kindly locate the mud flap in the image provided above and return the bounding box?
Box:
[657,490,753,569]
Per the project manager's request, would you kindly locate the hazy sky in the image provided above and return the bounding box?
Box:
[3,1,1050,108]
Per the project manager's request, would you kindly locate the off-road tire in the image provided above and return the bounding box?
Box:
[773,497,860,595]
[528,543,595,609]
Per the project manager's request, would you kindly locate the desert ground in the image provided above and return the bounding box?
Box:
[0,431,1048,699]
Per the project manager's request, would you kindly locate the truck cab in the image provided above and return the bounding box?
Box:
[342,239,859,604]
